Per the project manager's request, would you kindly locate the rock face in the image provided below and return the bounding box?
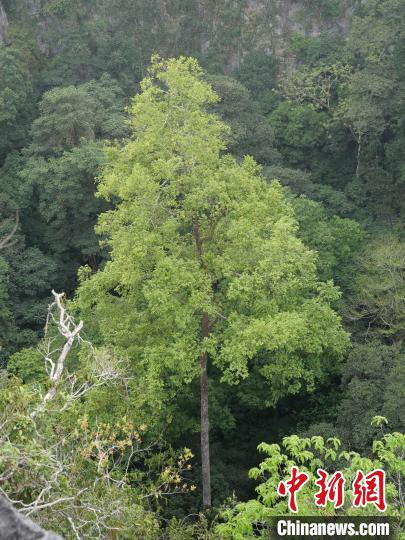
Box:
[1,0,354,59]
[219,0,354,71]
[0,1,8,43]
[0,496,62,539]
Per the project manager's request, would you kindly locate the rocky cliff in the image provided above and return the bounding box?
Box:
[0,1,7,43]
[0,496,62,539]
[0,0,356,70]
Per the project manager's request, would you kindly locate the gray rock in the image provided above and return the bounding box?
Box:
[0,2,8,43]
[0,496,62,539]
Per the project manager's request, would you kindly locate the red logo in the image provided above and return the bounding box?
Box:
[277,467,386,513]
[277,466,310,513]
[352,469,387,512]
[314,468,345,509]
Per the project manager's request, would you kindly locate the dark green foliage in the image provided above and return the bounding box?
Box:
[290,196,365,284]
[6,244,55,325]
[0,257,17,361]
[264,165,358,217]
[22,143,107,265]
[288,32,347,66]
[29,86,97,155]
[235,51,279,112]
[337,342,405,452]
[19,75,127,298]
[28,74,127,156]
[270,103,329,168]
[207,75,280,164]
[7,347,45,383]
[0,46,34,162]
[0,73,128,343]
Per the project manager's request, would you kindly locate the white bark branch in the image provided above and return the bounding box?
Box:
[42,291,83,404]
[0,210,19,250]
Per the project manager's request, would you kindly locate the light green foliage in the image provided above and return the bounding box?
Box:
[217,427,405,539]
[79,56,349,412]
[164,514,218,539]
[0,372,157,538]
[0,1,403,533]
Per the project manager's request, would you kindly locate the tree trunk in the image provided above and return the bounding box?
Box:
[192,217,212,508]
[356,134,362,178]
[200,313,211,508]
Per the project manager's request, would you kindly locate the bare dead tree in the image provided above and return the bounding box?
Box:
[32,292,130,419]
[0,210,19,250]
[42,290,84,403]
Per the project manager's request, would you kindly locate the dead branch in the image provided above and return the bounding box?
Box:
[42,290,83,403]
[0,211,19,250]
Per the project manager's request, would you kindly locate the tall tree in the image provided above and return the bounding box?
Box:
[78,56,349,508]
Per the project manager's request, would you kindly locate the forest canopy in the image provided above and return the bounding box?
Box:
[0,0,403,538]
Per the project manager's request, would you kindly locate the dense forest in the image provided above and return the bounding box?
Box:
[0,0,404,538]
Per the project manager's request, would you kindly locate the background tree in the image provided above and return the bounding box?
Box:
[337,342,405,452]
[346,235,405,342]
[207,74,280,165]
[0,47,34,163]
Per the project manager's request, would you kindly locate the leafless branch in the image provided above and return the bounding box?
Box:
[0,210,19,250]
[32,291,84,410]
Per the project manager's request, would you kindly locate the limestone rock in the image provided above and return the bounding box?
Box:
[0,496,62,540]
